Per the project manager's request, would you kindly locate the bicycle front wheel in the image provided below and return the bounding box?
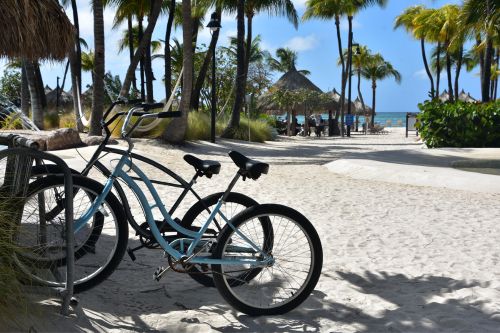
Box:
[212,204,323,316]
[15,175,128,293]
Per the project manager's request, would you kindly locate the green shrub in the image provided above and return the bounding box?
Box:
[43,113,60,129]
[1,114,23,130]
[417,100,500,148]
[0,195,31,326]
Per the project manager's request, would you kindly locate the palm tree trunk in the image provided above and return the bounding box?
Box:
[476,36,485,99]
[191,7,221,111]
[335,15,345,137]
[494,48,499,100]
[245,12,253,81]
[445,47,454,102]
[119,0,162,98]
[90,0,105,136]
[128,15,137,92]
[222,0,245,138]
[164,0,175,103]
[454,45,463,102]
[436,42,441,96]
[286,108,291,136]
[21,65,30,116]
[161,0,192,143]
[370,80,376,127]
[357,69,366,120]
[70,0,82,93]
[145,2,155,103]
[70,49,84,131]
[33,63,47,109]
[421,38,435,98]
[346,15,353,136]
[138,16,146,100]
[24,60,44,129]
[483,37,493,102]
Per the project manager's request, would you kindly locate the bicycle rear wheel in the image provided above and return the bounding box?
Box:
[212,204,323,316]
[15,175,128,293]
[180,192,259,287]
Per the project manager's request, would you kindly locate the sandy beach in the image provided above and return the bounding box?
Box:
[5,128,500,332]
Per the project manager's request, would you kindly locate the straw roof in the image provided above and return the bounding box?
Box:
[271,69,323,93]
[46,88,73,108]
[458,90,478,103]
[353,97,372,116]
[0,0,74,61]
[439,90,478,103]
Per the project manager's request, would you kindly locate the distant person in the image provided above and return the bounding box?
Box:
[315,115,324,137]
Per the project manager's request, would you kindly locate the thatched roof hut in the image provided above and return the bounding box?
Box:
[439,90,478,103]
[458,90,478,103]
[46,88,73,108]
[258,69,339,114]
[0,0,74,61]
[353,97,372,116]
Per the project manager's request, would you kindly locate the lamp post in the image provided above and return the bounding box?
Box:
[346,31,360,137]
[206,12,221,143]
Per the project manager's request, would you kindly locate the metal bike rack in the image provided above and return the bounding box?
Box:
[0,133,74,315]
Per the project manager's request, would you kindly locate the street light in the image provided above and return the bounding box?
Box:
[206,12,221,143]
[346,31,360,137]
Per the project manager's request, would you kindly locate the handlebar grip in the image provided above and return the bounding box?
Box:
[142,103,165,111]
[157,111,182,118]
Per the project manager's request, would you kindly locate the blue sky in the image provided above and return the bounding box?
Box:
[1,0,479,113]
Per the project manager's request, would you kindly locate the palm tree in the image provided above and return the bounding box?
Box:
[395,5,435,98]
[162,0,193,143]
[23,60,44,129]
[341,45,370,118]
[461,0,499,102]
[267,47,310,75]
[90,0,105,136]
[119,0,163,98]
[164,0,176,103]
[361,54,401,127]
[221,0,245,138]
[414,8,444,98]
[303,0,387,136]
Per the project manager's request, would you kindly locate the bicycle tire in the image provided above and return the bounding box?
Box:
[212,204,323,316]
[180,192,259,287]
[15,175,128,293]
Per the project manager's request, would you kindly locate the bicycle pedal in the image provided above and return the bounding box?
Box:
[126,247,137,261]
[153,266,170,282]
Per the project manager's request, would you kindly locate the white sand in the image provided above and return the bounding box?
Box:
[5,128,500,332]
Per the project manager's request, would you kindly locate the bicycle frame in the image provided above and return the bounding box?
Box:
[74,153,270,266]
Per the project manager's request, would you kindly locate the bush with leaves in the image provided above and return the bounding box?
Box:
[0,69,21,105]
[417,100,500,148]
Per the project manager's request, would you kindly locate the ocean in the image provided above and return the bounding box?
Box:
[284,112,416,127]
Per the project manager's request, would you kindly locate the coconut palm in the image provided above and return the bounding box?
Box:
[60,0,82,95]
[164,0,176,102]
[118,0,163,98]
[461,0,499,102]
[267,48,310,75]
[303,0,387,136]
[221,0,245,138]
[89,0,105,136]
[395,5,435,98]
[341,45,370,117]
[161,0,193,143]
[361,54,401,127]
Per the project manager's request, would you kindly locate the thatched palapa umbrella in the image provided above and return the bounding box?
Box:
[46,88,74,109]
[259,69,339,135]
[0,0,74,61]
[458,90,478,103]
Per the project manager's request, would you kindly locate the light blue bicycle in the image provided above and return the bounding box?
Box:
[17,107,323,315]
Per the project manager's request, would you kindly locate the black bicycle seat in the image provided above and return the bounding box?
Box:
[183,154,221,178]
[228,151,269,180]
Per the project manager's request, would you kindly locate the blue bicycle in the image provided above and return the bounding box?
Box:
[16,107,323,315]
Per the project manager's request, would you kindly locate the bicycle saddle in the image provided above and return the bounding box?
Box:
[183,154,221,178]
[228,151,269,180]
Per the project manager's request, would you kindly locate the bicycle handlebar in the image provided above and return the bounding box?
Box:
[120,103,182,139]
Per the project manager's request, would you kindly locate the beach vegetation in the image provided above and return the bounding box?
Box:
[417,100,500,148]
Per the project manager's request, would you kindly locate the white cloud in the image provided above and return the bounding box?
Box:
[291,0,308,10]
[340,18,362,31]
[413,69,428,80]
[284,34,319,52]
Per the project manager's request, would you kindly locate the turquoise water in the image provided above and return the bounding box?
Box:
[280,112,416,127]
